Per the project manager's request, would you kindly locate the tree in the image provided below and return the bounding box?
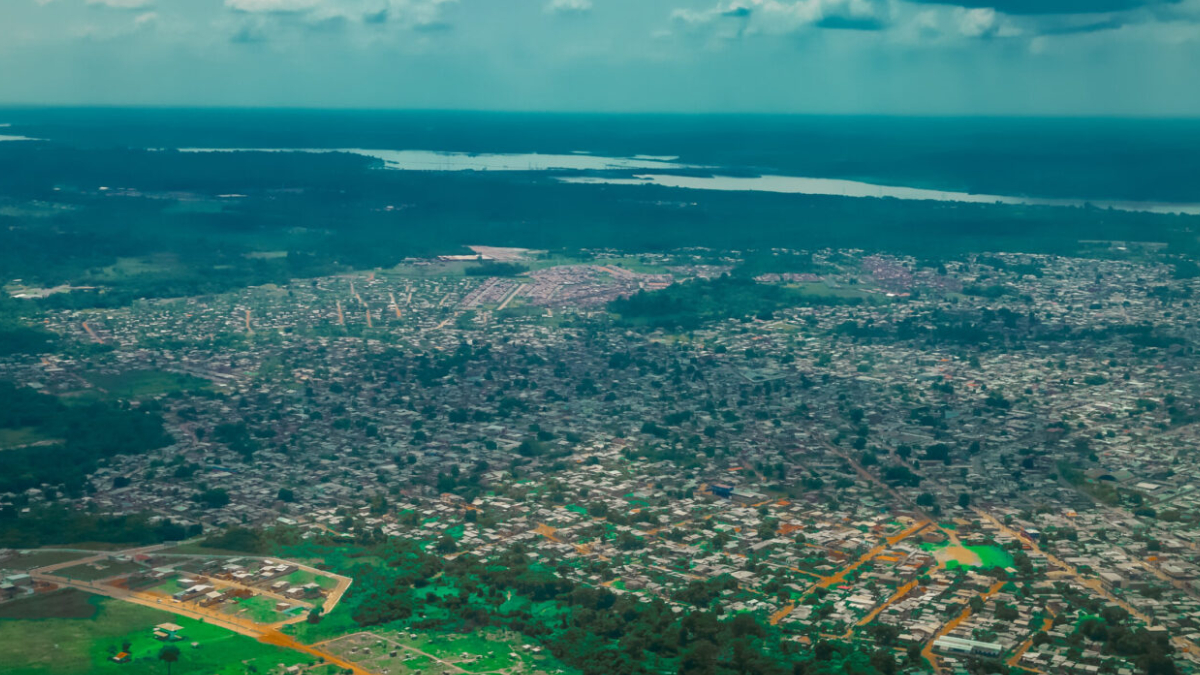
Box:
[958,493,972,508]
[159,645,181,675]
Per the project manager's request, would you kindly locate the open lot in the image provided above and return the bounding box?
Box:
[82,369,211,400]
[2,549,90,570]
[56,560,145,581]
[0,592,311,675]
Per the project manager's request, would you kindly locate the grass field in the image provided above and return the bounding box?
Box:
[83,369,211,400]
[0,589,100,620]
[333,627,576,675]
[57,560,145,582]
[223,594,291,624]
[280,569,337,590]
[921,542,1014,570]
[0,592,311,675]
[0,426,55,450]
[3,550,90,570]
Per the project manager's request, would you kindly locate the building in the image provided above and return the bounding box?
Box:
[934,636,1003,658]
[153,623,185,642]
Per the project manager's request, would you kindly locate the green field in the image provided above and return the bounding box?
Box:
[0,426,55,450]
[0,591,311,675]
[3,550,90,570]
[82,369,211,400]
[280,568,338,590]
[969,545,1015,569]
[0,589,100,620]
[57,560,145,581]
[223,594,292,624]
[920,542,1015,570]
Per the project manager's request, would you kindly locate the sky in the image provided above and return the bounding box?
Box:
[0,0,1198,115]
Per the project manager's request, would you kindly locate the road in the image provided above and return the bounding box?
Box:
[28,544,366,674]
[921,580,1006,675]
[973,508,1199,658]
[1007,611,1056,672]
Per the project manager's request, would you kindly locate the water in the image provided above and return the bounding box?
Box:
[180,145,1200,214]
[176,148,695,172]
[559,174,1200,216]
[4,108,1200,205]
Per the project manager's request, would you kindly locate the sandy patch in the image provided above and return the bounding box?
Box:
[934,545,982,567]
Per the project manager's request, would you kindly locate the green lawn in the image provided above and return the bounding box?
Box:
[280,569,338,590]
[83,369,210,400]
[0,589,100,620]
[223,594,291,624]
[3,550,90,570]
[0,426,55,450]
[0,592,311,675]
[56,560,145,582]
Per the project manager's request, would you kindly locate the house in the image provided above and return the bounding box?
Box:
[934,636,1003,658]
[153,623,185,641]
[111,652,131,664]
[173,584,213,602]
[4,574,33,589]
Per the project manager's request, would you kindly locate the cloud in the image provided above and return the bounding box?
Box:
[225,0,323,13]
[221,0,458,39]
[546,0,593,14]
[957,7,999,36]
[85,0,155,8]
[895,0,1194,39]
[905,0,1182,15]
[672,0,889,34]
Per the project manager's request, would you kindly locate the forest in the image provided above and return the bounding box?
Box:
[2,141,1200,313]
[610,275,865,330]
[246,531,906,675]
[0,381,173,496]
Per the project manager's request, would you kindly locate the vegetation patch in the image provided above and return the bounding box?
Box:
[0,589,100,620]
[83,369,211,400]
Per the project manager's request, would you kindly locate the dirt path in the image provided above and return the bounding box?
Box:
[843,579,920,639]
[922,580,1006,674]
[319,631,470,674]
[29,544,363,674]
[81,321,101,343]
[1007,612,1055,671]
[973,509,1199,656]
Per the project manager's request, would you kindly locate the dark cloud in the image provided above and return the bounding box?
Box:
[412,20,452,32]
[906,0,1181,15]
[230,24,268,43]
[363,9,389,24]
[1036,15,1128,34]
[721,6,752,17]
[816,14,887,30]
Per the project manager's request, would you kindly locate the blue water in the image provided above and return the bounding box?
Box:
[2,107,1199,203]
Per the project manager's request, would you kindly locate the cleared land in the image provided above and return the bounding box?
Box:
[56,560,145,582]
[0,592,311,675]
[82,369,211,400]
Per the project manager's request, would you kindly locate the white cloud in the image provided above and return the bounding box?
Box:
[671,0,888,34]
[225,0,323,12]
[546,0,593,14]
[957,7,997,37]
[85,0,155,8]
[955,7,1022,38]
[221,0,457,34]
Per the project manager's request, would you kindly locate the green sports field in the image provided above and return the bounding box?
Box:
[0,590,311,675]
